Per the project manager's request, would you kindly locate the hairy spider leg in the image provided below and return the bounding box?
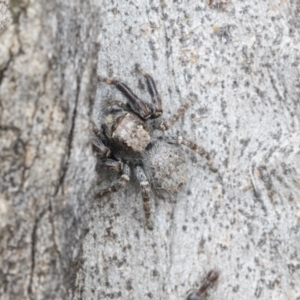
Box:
[134,165,153,230]
[178,136,217,172]
[99,77,152,120]
[156,98,217,172]
[159,98,194,131]
[96,158,124,172]
[92,125,112,157]
[95,163,130,198]
[136,66,162,118]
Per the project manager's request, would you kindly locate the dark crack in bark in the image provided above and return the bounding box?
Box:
[54,75,80,197]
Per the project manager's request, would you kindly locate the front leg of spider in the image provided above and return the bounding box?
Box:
[92,126,111,157]
[99,77,152,120]
[92,125,131,198]
[159,98,194,131]
[158,97,217,172]
[136,65,163,118]
[134,165,153,230]
[178,136,217,172]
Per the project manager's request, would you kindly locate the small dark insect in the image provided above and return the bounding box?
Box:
[208,0,229,11]
[187,270,219,300]
[93,66,217,229]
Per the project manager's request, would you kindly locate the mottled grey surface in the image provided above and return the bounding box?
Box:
[0,1,100,299]
[0,0,11,34]
[83,1,300,299]
[1,0,300,299]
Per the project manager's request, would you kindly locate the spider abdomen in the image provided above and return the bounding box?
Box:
[144,142,187,194]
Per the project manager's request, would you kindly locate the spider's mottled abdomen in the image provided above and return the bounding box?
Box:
[144,142,187,194]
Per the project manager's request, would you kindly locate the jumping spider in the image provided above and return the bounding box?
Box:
[93,66,217,229]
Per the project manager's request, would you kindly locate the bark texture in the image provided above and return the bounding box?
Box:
[1,1,300,300]
[0,1,100,299]
[0,1,11,34]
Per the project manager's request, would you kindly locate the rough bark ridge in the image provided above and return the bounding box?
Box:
[0,1,100,299]
[1,0,300,300]
[0,0,11,34]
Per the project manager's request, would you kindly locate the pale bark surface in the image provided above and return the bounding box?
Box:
[1,1,300,300]
[0,1,11,34]
[0,1,100,299]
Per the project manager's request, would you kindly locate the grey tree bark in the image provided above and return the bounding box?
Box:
[1,1,300,300]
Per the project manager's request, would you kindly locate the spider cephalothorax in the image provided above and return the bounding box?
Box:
[93,66,217,229]
[103,110,151,153]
